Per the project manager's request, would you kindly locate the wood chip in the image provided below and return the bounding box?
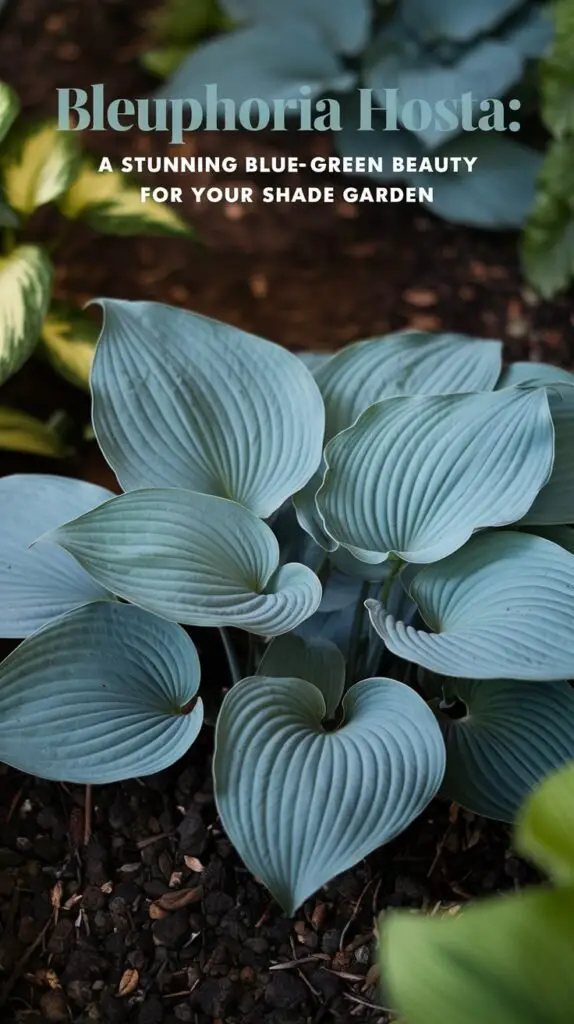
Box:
[155,886,203,912]
[402,288,438,308]
[117,968,139,997]
[184,856,204,873]
[148,902,168,920]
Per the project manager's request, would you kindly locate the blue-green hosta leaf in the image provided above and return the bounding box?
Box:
[0,474,114,638]
[515,763,574,884]
[314,332,502,440]
[258,634,345,718]
[0,603,203,783]
[293,468,338,552]
[366,39,523,149]
[436,679,574,823]
[498,361,574,388]
[400,0,532,43]
[0,245,53,386]
[158,20,354,105]
[409,134,542,229]
[221,0,371,56]
[367,532,574,681]
[297,351,331,372]
[318,389,553,564]
[45,488,322,636]
[520,384,574,525]
[213,676,445,914]
[334,94,421,182]
[382,887,574,1024]
[0,82,19,144]
[91,299,325,518]
[506,5,554,60]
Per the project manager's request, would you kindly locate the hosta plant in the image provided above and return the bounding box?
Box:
[0,81,191,457]
[155,0,553,229]
[380,761,574,1024]
[2,302,574,915]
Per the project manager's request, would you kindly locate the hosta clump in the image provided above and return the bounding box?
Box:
[0,81,190,458]
[2,303,574,916]
[155,0,553,229]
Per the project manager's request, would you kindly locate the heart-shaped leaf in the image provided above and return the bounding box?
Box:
[515,763,574,884]
[221,0,371,56]
[522,385,574,525]
[382,887,574,1024]
[157,20,354,105]
[214,676,445,914]
[1,121,81,216]
[0,602,203,783]
[498,362,574,388]
[0,82,19,144]
[91,299,325,518]
[0,474,114,638]
[258,634,345,718]
[400,0,526,44]
[318,389,553,564]
[45,488,322,636]
[0,245,53,385]
[367,532,574,681]
[436,679,574,822]
[314,332,502,441]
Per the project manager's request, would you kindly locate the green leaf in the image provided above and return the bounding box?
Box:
[0,81,19,144]
[148,0,229,46]
[141,46,190,79]
[157,20,354,105]
[317,389,553,564]
[0,245,53,385]
[1,120,81,216]
[59,159,192,237]
[436,679,574,822]
[541,0,574,138]
[515,763,574,884]
[90,299,325,519]
[0,474,114,638]
[0,602,203,784]
[399,0,525,44]
[258,634,345,718]
[214,676,445,914]
[366,37,524,149]
[382,887,574,1024]
[410,133,543,230]
[314,331,502,441]
[44,488,322,636]
[498,361,574,388]
[0,196,19,229]
[522,192,574,298]
[42,304,99,390]
[220,0,371,56]
[367,531,574,681]
[0,406,68,457]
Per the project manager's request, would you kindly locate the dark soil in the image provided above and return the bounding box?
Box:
[0,0,571,1020]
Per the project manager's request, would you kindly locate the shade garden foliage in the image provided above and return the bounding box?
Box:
[1,301,574,915]
[149,0,553,232]
[380,761,574,1024]
[0,81,191,458]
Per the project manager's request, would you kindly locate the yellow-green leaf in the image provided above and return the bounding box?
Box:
[0,245,53,385]
[60,160,192,237]
[0,81,19,144]
[42,305,99,390]
[515,762,574,885]
[382,887,574,1024]
[0,407,67,457]
[2,120,81,216]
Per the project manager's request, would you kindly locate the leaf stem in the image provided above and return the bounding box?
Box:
[2,227,15,255]
[219,627,242,685]
[379,556,404,608]
[346,580,370,687]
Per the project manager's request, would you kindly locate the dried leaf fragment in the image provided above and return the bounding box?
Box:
[117,968,139,997]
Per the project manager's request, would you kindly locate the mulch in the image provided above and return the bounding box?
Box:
[0,0,571,1020]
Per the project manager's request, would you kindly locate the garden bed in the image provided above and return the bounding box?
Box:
[0,1,573,1021]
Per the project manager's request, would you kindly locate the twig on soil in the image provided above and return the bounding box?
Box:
[270,954,329,971]
[83,784,93,846]
[339,878,373,950]
[6,786,23,823]
[0,916,53,1009]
